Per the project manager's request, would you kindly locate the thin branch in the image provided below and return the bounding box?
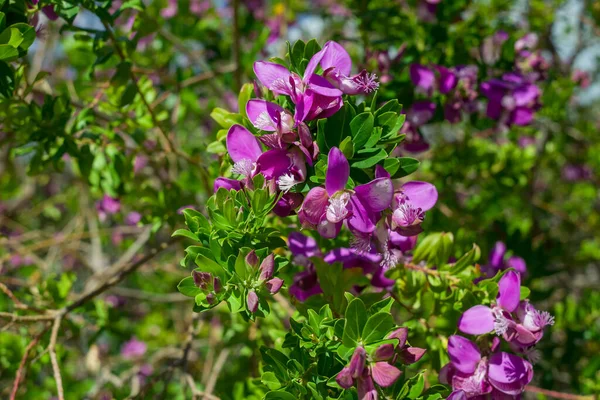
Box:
[49,316,65,400]
[9,325,49,400]
[525,385,595,400]
[204,348,230,397]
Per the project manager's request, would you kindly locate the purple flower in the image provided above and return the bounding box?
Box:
[298,147,393,239]
[480,242,527,278]
[481,74,541,126]
[217,124,306,192]
[96,195,121,222]
[272,193,304,217]
[288,232,323,301]
[410,64,436,94]
[400,101,436,153]
[481,31,509,65]
[336,346,402,397]
[390,180,438,236]
[458,271,554,349]
[440,335,533,398]
[125,212,142,226]
[161,0,178,18]
[121,338,147,359]
[320,41,379,95]
[246,100,318,164]
[561,164,592,182]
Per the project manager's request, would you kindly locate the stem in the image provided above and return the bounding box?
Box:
[525,385,595,400]
[232,0,242,91]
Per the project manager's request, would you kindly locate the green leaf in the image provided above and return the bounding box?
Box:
[172,229,199,241]
[120,82,137,107]
[303,39,321,60]
[339,136,354,159]
[0,13,5,31]
[342,298,368,347]
[195,254,227,282]
[261,372,282,390]
[206,140,226,154]
[290,40,305,71]
[210,107,243,129]
[449,244,481,274]
[362,312,394,344]
[408,373,425,399]
[0,28,23,48]
[238,83,254,119]
[177,276,201,297]
[111,61,132,87]
[0,44,18,62]
[383,157,420,178]
[350,112,374,149]
[520,286,531,300]
[351,148,387,169]
[264,391,297,400]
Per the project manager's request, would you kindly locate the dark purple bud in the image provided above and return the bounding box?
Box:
[192,271,212,289]
[259,254,275,281]
[398,347,427,365]
[253,79,263,98]
[348,346,366,378]
[387,327,408,349]
[245,250,260,268]
[336,366,354,389]
[206,292,216,304]
[374,343,395,361]
[247,290,259,313]
[265,277,284,294]
[213,277,222,293]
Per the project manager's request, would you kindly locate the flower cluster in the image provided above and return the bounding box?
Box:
[336,328,426,398]
[442,271,554,398]
[479,242,527,279]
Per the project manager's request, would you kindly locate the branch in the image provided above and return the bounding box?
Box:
[49,316,65,400]
[525,385,595,400]
[9,326,49,400]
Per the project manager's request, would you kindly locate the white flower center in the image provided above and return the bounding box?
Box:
[350,235,371,254]
[255,112,275,130]
[277,173,298,193]
[326,192,350,223]
[492,306,510,336]
[231,159,255,177]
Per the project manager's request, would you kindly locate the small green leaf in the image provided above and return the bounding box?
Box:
[177,276,201,297]
[238,83,254,119]
[0,44,18,61]
[449,244,481,274]
[362,312,394,344]
[408,373,425,399]
[351,148,387,169]
[350,112,374,149]
[261,372,281,391]
[342,298,368,347]
[120,82,137,107]
[172,229,199,241]
[264,391,297,400]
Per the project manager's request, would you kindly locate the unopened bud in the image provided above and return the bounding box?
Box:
[348,346,366,378]
[245,250,259,268]
[259,254,275,281]
[265,277,283,294]
[247,290,259,313]
[192,271,212,289]
[213,277,222,293]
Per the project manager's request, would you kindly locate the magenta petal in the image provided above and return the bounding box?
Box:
[488,352,532,395]
[401,181,438,211]
[357,374,377,400]
[320,41,352,76]
[255,149,291,180]
[253,61,291,95]
[347,196,376,235]
[447,335,481,374]
[266,278,284,294]
[288,231,320,258]
[300,187,329,226]
[489,241,507,269]
[371,362,402,387]
[398,347,427,365]
[410,64,435,90]
[458,305,495,335]
[336,367,354,389]
[294,91,314,124]
[213,177,242,192]
[307,74,343,97]
[246,99,284,131]
[304,46,326,80]
[510,107,534,126]
[247,290,259,313]
[317,215,342,239]
[226,124,263,163]
[447,391,468,400]
[387,327,408,348]
[354,178,394,212]
[497,270,521,313]
[325,147,349,195]
[374,344,395,361]
[375,165,391,179]
[348,346,367,378]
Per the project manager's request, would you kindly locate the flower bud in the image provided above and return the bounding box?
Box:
[348,346,366,378]
[247,290,259,313]
[259,254,275,281]
[335,367,353,389]
[265,278,283,294]
[387,327,408,349]
[245,250,259,268]
[213,277,222,293]
[206,292,216,304]
[398,347,426,365]
[192,271,212,289]
[374,343,395,361]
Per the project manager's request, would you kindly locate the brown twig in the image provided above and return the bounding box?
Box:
[9,325,49,400]
[525,385,595,400]
[49,316,65,400]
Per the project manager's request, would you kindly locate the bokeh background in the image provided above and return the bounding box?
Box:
[0,0,598,398]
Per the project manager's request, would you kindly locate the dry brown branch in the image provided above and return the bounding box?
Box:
[49,316,65,400]
[525,385,595,400]
[9,325,49,400]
